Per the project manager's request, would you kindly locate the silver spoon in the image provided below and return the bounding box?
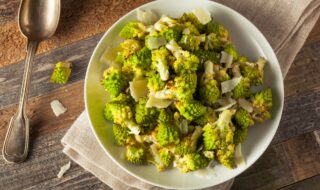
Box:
[2,0,60,163]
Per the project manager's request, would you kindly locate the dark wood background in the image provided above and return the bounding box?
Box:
[0,0,319,189]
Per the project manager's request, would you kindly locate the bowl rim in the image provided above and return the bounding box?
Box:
[84,0,284,189]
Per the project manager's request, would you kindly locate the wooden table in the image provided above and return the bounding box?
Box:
[0,0,319,189]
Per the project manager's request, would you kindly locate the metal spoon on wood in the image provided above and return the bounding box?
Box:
[2,0,60,163]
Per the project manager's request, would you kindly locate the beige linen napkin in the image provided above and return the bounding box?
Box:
[61,0,320,189]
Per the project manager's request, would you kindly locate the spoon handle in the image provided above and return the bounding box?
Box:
[2,41,38,163]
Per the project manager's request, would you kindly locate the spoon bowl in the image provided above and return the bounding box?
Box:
[19,0,60,41]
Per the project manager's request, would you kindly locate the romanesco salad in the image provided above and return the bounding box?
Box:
[101,8,273,173]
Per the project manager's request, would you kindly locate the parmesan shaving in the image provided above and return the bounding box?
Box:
[235,144,246,167]
[238,98,253,113]
[146,92,173,108]
[192,7,212,25]
[57,161,71,178]
[221,77,242,94]
[129,79,149,101]
[50,100,67,117]
[220,51,233,68]
[137,9,158,25]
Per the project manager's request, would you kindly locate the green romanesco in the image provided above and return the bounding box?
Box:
[232,77,251,99]
[176,153,208,173]
[199,79,220,106]
[161,25,183,42]
[202,109,236,168]
[120,39,142,58]
[151,47,171,81]
[51,61,72,84]
[240,57,266,86]
[174,72,197,101]
[104,94,133,124]
[175,100,207,121]
[251,88,273,122]
[119,21,147,39]
[224,43,238,60]
[175,126,203,155]
[179,34,205,52]
[112,124,134,146]
[233,109,254,145]
[101,67,129,98]
[135,97,159,128]
[126,145,147,164]
[206,21,229,39]
[146,72,165,92]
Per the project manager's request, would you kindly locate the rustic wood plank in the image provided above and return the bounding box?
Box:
[0,0,152,68]
[280,175,320,190]
[272,91,320,144]
[284,42,320,97]
[231,130,320,190]
[0,81,84,146]
[0,33,102,109]
[0,129,110,190]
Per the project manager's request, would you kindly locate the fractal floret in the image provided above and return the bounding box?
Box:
[99,8,274,173]
[51,61,72,84]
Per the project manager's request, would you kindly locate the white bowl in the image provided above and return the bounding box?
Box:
[84,0,284,189]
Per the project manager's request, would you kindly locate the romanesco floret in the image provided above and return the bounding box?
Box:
[127,46,152,70]
[146,72,165,92]
[193,108,217,126]
[232,77,251,99]
[176,153,208,173]
[179,34,205,52]
[119,21,147,39]
[251,88,272,122]
[158,109,174,124]
[126,145,147,164]
[161,25,183,42]
[135,97,159,127]
[120,39,142,58]
[233,109,254,145]
[175,126,202,155]
[51,61,72,84]
[224,43,238,60]
[174,72,197,101]
[183,22,200,35]
[112,124,134,146]
[178,13,206,32]
[204,33,223,51]
[199,79,220,106]
[240,57,266,86]
[156,122,180,147]
[216,69,231,82]
[206,21,229,39]
[104,94,133,124]
[102,67,129,98]
[151,47,171,81]
[175,100,207,121]
[194,49,220,65]
[202,109,236,168]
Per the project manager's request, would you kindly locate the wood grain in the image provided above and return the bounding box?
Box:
[0,81,84,147]
[284,42,320,97]
[0,33,102,109]
[280,175,320,190]
[0,0,152,68]
[232,130,320,190]
[0,129,110,190]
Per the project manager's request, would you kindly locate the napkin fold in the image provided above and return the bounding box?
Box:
[61,0,320,189]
